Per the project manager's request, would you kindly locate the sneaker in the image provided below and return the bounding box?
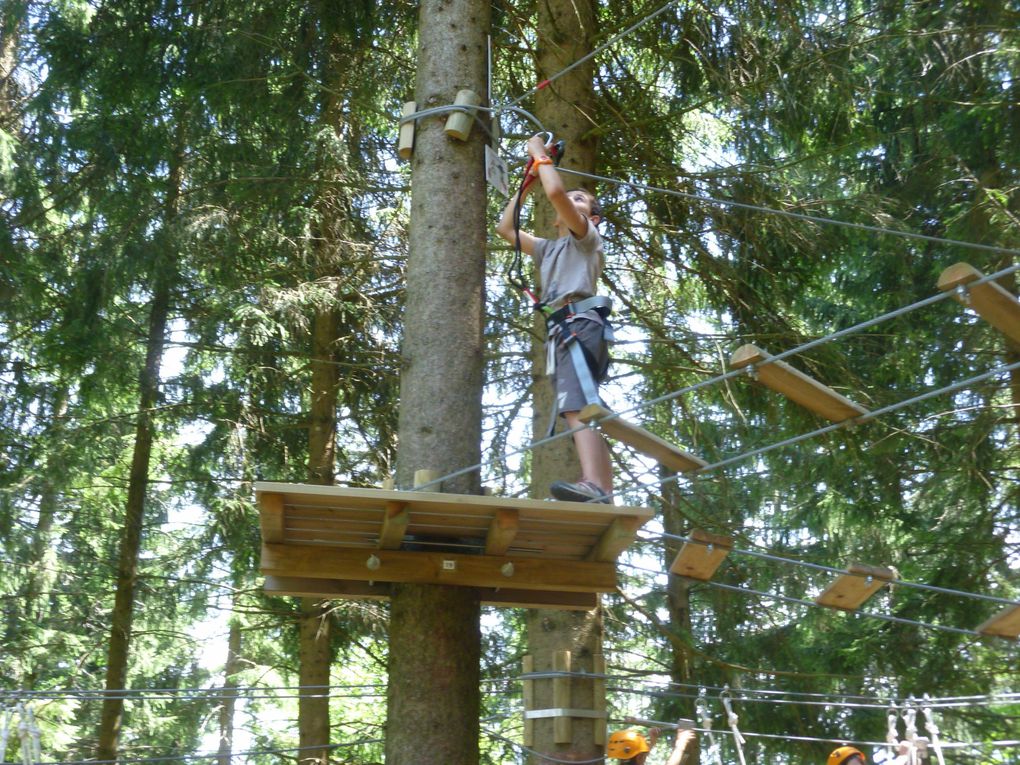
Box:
[549,479,612,504]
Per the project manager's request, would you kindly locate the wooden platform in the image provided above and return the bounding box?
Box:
[937,262,1020,345]
[578,404,707,473]
[730,344,868,423]
[255,482,654,610]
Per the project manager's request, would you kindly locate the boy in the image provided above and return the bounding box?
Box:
[495,133,613,504]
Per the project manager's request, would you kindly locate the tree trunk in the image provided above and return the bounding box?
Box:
[96,258,174,762]
[216,616,242,765]
[386,1,489,764]
[296,290,341,764]
[525,1,602,762]
[95,113,184,763]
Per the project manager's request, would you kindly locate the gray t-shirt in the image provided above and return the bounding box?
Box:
[532,221,604,312]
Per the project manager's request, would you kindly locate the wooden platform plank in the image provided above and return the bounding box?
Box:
[815,563,896,611]
[255,482,652,561]
[975,604,1020,639]
[669,529,733,580]
[263,576,598,610]
[937,262,1020,345]
[261,543,618,593]
[577,404,707,473]
[730,344,868,422]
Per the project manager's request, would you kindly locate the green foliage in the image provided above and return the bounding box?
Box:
[0,0,1017,762]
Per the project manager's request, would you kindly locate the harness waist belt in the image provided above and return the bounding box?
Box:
[545,295,613,326]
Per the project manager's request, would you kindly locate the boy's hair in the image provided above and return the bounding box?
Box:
[568,188,603,221]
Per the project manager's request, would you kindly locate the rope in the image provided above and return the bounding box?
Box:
[616,558,1012,639]
[720,687,748,765]
[481,728,607,764]
[648,530,1020,609]
[921,695,948,765]
[613,356,1020,503]
[34,738,385,765]
[413,260,1020,494]
[697,688,725,765]
[559,167,1020,259]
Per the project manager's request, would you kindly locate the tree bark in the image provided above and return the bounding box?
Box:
[525,1,603,762]
[387,1,489,764]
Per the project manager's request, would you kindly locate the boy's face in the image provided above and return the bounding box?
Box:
[557,189,601,227]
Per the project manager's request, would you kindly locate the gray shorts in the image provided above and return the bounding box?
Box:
[553,318,609,414]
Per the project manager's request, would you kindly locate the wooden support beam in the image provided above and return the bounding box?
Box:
[578,404,707,473]
[377,501,409,549]
[593,654,607,747]
[261,543,617,593]
[975,604,1020,640]
[522,656,535,747]
[815,563,896,611]
[937,262,1020,345]
[553,651,572,744]
[485,508,519,555]
[669,530,733,581]
[730,344,868,422]
[259,493,286,544]
[586,516,644,562]
[263,576,598,610]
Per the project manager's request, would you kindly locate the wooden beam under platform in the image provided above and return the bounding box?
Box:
[263,576,599,611]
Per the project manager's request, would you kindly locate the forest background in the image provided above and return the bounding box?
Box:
[1,0,1018,763]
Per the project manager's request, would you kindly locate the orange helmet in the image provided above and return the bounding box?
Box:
[828,746,866,765]
[607,729,650,759]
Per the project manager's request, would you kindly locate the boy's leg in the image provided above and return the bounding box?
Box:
[563,410,613,493]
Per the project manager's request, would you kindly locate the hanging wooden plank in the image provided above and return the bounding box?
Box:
[522,655,535,747]
[593,654,607,747]
[578,404,707,473]
[815,563,896,611]
[669,529,733,581]
[975,604,1020,640]
[553,651,572,744]
[937,262,1020,345]
[730,344,868,422]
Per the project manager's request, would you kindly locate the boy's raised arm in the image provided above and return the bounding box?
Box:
[527,134,589,239]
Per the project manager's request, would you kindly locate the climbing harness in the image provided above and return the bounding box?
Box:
[697,688,724,765]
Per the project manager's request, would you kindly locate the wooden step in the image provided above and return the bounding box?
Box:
[815,563,896,611]
[669,529,733,581]
[730,344,868,423]
[937,262,1020,345]
[577,404,707,473]
[975,604,1020,640]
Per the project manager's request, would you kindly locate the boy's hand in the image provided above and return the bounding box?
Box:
[527,133,551,159]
